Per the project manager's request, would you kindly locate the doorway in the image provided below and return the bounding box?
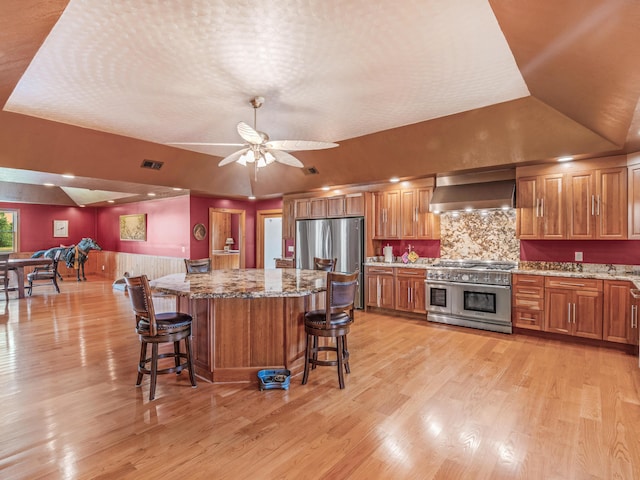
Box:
[209,207,246,268]
[256,209,282,269]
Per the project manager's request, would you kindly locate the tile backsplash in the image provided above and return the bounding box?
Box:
[439,209,520,261]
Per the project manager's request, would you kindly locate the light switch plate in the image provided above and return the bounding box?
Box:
[288,246,294,252]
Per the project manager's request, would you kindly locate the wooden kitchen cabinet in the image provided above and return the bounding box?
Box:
[628,163,640,238]
[294,198,310,219]
[373,190,401,239]
[603,280,638,345]
[544,277,603,339]
[394,268,426,314]
[512,274,545,330]
[516,173,565,239]
[326,193,364,217]
[400,187,438,239]
[566,167,627,240]
[365,266,395,309]
[282,199,295,240]
[309,198,327,218]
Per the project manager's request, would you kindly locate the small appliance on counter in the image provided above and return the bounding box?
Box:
[383,245,393,263]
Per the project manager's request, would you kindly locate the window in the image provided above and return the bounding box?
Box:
[0,209,18,253]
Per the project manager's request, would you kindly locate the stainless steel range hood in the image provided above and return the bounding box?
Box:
[430,170,515,213]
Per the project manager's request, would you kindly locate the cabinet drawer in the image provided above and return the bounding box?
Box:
[512,274,544,287]
[544,277,602,291]
[365,266,394,275]
[513,309,544,330]
[513,285,544,298]
[513,294,544,311]
[395,267,426,278]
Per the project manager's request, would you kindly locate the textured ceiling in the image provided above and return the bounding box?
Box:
[1,0,640,203]
[5,0,529,156]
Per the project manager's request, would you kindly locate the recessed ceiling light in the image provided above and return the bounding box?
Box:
[464,207,473,212]
[452,212,459,217]
[62,174,75,179]
[107,200,115,203]
[147,193,156,197]
[481,210,489,216]
[321,186,331,191]
[248,195,256,200]
[390,177,400,183]
[172,187,183,191]
[43,183,55,187]
[501,206,510,211]
[557,156,573,162]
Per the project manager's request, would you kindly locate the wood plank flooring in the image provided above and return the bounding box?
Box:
[1,278,640,479]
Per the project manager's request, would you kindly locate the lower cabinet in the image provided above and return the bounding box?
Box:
[603,280,639,345]
[395,268,426,314]
[544,277,603,339]
[512,274,544,330]
[365,266,395,309]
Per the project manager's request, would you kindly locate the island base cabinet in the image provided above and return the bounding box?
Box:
[184,293,322,383]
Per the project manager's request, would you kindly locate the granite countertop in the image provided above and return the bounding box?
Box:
[150,268,327,299]
[364,261,433,269]
[513,268,640,285]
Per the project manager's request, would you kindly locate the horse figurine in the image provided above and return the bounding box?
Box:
[32,237,102,281]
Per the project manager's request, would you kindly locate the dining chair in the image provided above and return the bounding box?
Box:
[27,249,62,296]
[0,253,9,302]
[124,275,197,401]
[302,270,359,389]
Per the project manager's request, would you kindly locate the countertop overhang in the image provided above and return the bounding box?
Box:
[150,268,327,299]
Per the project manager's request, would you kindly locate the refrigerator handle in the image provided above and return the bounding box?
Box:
[324,221,332,259]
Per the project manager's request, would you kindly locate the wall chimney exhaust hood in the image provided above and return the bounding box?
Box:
[430,170,515,213]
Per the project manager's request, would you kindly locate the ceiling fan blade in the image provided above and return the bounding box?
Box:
[237,122,265,145]
[269,149,304,168]
[218,148,250,166]
[265,140,339,151]
[167,142,245,147]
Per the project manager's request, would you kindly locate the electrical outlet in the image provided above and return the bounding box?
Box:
[101,265,105,271]
[575,251,583,262]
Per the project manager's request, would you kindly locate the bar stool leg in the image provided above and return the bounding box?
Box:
[302,332,313,385]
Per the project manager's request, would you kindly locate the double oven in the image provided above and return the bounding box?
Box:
[425,260,515,334]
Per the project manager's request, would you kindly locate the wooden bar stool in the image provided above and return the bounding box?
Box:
[302,270,359,389]
[124,275,197,401]
[313,257,337,272]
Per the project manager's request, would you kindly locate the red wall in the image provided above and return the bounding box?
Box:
[96,196,191,257]
[375,239,440,259]
[521,240,640,265]
[0,202,98,252]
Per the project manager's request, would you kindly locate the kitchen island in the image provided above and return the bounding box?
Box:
[150,269,327,383]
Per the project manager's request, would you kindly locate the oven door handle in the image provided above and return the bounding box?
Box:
[448,281,511,290]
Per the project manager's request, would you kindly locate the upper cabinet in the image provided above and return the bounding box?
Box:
[400,187,439,239]
[516,173,565,239]
[566,167,627,239]
[373,190,401,239]
[326,193,365,217]
[516,157,628,240]
[628,162,640,239]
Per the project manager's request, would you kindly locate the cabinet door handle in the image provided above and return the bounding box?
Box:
[597,195,600,216]
[567,303,571,324]
[591,195,595,216]
[518,289,538,295]
[540,198,544,217]
[573,303,576,323]
[535,198,540,217]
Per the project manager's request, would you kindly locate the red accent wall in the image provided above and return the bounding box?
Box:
[96,196,191,257]
[0,202,98,252]
[375,240,440,259]
[521,240,640,265]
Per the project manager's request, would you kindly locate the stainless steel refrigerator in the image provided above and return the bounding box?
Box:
[295,217,364,308]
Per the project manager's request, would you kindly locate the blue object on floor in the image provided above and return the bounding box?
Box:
[257,369,291,390]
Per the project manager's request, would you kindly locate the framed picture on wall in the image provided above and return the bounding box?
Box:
[119,214,147,241]
[53,220,68,237]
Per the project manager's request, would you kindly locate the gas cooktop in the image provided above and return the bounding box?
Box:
[430,259,518,270]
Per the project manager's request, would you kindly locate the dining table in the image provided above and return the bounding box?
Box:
[8,257,53,298]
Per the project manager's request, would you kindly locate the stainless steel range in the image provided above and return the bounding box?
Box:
[425,259,517,334]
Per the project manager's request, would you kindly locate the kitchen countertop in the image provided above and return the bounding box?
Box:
[513,268,640,288]
[150,268,327,299]
[365,261,433,269]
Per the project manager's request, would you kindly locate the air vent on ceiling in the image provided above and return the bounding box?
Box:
[141,159,164,170]
[303,166,319,175]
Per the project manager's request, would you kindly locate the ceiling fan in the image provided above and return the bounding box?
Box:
[170,96,338,180]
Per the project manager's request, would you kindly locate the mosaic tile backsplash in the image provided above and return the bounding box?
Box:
[439,209,520,261]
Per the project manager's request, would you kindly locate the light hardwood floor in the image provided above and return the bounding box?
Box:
[1,278,640,479]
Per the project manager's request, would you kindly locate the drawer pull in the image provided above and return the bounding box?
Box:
[556,282,587,287]
[517,289,539,295]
